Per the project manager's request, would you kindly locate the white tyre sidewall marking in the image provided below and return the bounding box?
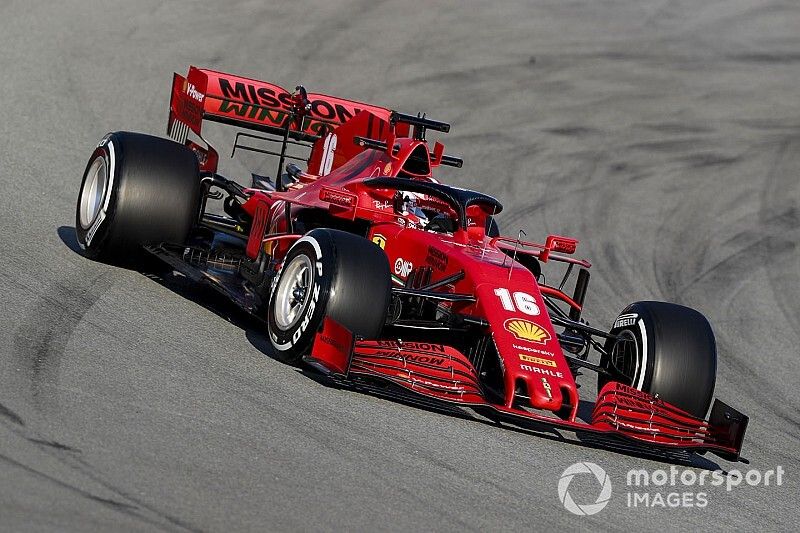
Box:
[85,139,116,247]
[634,318,648,390]
[269,235,324,351]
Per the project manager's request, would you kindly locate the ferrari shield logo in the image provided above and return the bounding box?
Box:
[372,234,386,249]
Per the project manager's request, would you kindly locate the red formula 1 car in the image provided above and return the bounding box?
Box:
[75,66,748,461]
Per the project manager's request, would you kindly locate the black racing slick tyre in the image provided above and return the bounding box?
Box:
[600,301,717,418]
[75,131,201,265]
[267,229,391,364]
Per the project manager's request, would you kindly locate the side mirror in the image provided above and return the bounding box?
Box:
[539,235,578,262]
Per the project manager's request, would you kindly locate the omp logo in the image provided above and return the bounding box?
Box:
[504,319,550,344]
[183,80,204,103]
[558,462,612,516]
[519,354,556,367]
[394,258,413,277]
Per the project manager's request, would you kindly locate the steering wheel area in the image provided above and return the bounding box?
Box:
[363,177,502,235]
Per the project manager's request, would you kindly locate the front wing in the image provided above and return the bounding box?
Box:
[307,318,748,462]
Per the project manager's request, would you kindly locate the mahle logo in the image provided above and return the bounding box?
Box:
[558,462,612,516]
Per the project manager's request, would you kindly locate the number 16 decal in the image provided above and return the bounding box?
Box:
[493,288,540,316]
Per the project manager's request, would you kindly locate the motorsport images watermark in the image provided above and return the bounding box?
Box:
[558,462,785,515]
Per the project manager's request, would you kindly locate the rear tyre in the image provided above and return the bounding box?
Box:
[599,301,717,418]
[75,131,201,265]
[267,229,391,364]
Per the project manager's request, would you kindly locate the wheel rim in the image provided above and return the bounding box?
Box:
[610,330,639,386]
[79,156,108,229]
[273,254,314,331]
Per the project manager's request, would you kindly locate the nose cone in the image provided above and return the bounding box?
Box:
[473,281,579,416]
[525,374,564,411]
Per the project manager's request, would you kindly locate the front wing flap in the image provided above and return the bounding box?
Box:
[306,318,748,461]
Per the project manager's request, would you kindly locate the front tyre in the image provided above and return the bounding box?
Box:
[600,301,717,418]
[267,229,391,364]
[75,131,201,265]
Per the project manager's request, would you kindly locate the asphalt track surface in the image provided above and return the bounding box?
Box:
[1,1,799,531]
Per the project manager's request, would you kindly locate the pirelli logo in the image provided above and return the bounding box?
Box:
[518,354,556,367]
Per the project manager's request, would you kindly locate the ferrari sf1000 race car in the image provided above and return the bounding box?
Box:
[75,66,748,461]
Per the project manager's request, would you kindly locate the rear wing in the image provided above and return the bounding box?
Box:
[168,66,460,178]
[169,66,393,143]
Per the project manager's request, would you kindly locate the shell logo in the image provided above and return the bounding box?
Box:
[504,319,551,344]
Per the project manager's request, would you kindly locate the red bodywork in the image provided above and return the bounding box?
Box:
[168,67,746,461]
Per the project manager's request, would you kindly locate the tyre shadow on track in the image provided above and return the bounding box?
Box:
[57,225,729,472]
[57,226,83,254]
